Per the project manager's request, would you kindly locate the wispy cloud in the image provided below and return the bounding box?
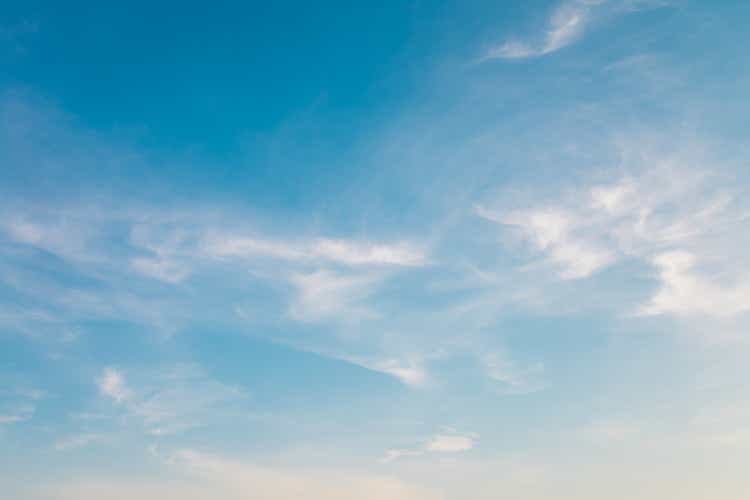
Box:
[424,433,477,453]
[0,95,550,394]
[97,368,132,404]
[343,356,428,387]
[477,161,750,325]
[482,352,545,395]
[483,0,604,60]
[205,235,427,268]
[382,428,478,462]
[482,0,664,61]
[287,269,380,323]
[2,2,750,497]
[0,202,445,387]
[0,409,33,424]
[479,205,614,279]
[0,385,44,425]
[639,251,750,318]
[96,365,246,436]
[0,200,437,380]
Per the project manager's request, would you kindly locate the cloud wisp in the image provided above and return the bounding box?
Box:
[96,365,246,436]
[382,428,479,463]
[477,161,750,325]
[639,251,750,318]
[205,235,427,268]
[482,0,664,61]
[97,368,132,404]
[483,0,605,60]
[0,386,44,425]
[0,202,437,384]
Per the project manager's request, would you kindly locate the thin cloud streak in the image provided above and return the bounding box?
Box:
[483,0,604,60]
[482,0,665,61]
[382,429,479,463]
[96,365,246,436]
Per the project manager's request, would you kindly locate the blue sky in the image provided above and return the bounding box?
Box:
[2,1,750,498]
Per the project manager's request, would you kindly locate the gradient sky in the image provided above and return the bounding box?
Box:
[2,1,750,499]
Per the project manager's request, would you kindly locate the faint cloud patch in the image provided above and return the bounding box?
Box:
[0,385,45,425]
[55,433,107,451]
[96,365,247,436]
[482,352,545,395]
[382,427,479,463]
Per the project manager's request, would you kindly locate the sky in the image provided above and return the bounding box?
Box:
[1,1,750,499]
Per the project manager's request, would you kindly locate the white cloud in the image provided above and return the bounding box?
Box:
[287,269,379,323]
[204,235,304,261]
[126,223,196,283]
[544,1,595,53]
[482,352,545,395]
[484,40,539,60]
[5,217,46,245]
[383,429,478,462]
[0,200,441,386]
[381,448,425,462]
[312,239,427,267]
[97,365,245,436]
[0,412,31,424]
[639,251,750,318]
[0,403,35,425]
[369,358,428,387]
[478,163,750,324]
[477,205,614,279]
[346,357,428,387]
[130,256,192,284]
[482,0,667,61]
[205,235,426,267]
[425,433,476,453]
[510,208,614,279]
[483,0,604,60]
[97,368,132,404]
[590,178,637,214]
